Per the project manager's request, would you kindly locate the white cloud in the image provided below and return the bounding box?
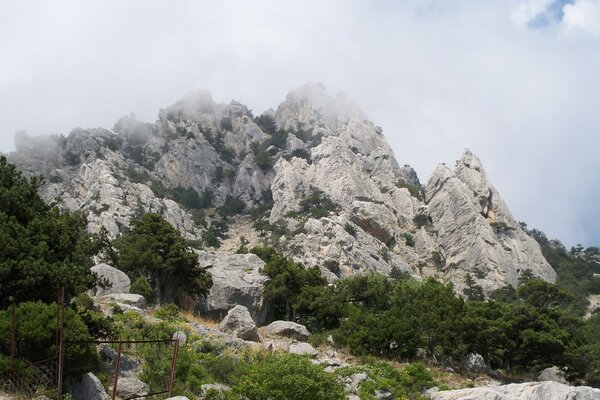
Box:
[562,0,600,36]
[511,0,555,27]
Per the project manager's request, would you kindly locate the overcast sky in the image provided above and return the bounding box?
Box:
[1,0,599,247]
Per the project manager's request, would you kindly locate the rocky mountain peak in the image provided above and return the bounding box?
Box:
[275,83,366,133]
[6,85,557,297]
[425,150,556,292]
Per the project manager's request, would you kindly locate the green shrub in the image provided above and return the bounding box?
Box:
[154,304,180,321]
[344,222,357,237]
[131,276,154,304]
[0,302,96,375]
[220,117,233,132]
[396,180,422,200]
[217,195,246,217]
[324,260,340,274]
[403,232,415,247]
[413,213,432,229]
[235,354,345,400]
[253,115,277,135]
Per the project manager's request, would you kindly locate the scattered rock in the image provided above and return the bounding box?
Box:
[461,353,487,374]
[288,342,318,357]
[165,397,190,400]
[218,305,260,342]
[172,330,187,344]
[374,389,395,399]
[262,320,311,341]
[100,345,140,376]
[104,293,146,308]
[90,264,130,296]
[116,377,149,399]
[263,339,290,352]
[70,372,109,400]
[201,383,232,396]
[537,366,568,384]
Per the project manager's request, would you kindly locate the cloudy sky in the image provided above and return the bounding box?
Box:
[1,0,599,246]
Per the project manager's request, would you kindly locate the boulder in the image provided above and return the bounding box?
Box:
[461,353,487,375]
[426,381,600,400]
[288,342,318,357]
[537,366,568,384]
[196,252,270,324]
[104,293,146,308]
[201,383,232,396]
[263,321,311,341]
[116,377,149,399]
[172,330,187,344]
[70,372,109,400]
[100,345,140,376]
[218,305,260,342]
[374,389,395,400]
[90,264,130,296]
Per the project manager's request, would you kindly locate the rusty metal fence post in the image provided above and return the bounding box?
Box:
[9,297,16,373]
[111,342,123,400]
[167,339,180,396]
[56,288,65,400]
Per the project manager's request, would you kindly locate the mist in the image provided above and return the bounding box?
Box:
[1,0,599,246]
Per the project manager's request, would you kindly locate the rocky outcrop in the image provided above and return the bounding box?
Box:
[90,264,130,296]
[196,251,269,324]
[425,151,556,293]
[218,305,260,342]
[427,381,600,400]
[8,84,557,297]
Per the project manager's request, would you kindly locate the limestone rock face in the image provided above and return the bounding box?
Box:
[218,305,260,342]
[90,264,130,296]
[196,251,269,324]
[425,151,556,293]
[427,381,600,400]
[8,84,557,298]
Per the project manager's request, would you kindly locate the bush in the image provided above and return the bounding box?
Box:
[324,260,340,274]
[403,232,415,247]
[131,276,154,304]
[235,354,345,400]
[220,117,233,132]
[154,304,180,321]
[344,222,357,237]
[253,115,277,135]
[217,195,246,217]
[396,180,422,200]
[413,213,432,229]
[0,302,96,375]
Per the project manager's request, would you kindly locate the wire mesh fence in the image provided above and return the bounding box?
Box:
[0,357,58,398]
[1,291,180,400]
[65,339,180,400]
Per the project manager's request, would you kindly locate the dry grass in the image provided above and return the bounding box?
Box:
[179,310,221,329]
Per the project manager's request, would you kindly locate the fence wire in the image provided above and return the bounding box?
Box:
[66,339,179,400]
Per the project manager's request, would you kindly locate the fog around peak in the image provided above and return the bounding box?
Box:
[1,0,599,247]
